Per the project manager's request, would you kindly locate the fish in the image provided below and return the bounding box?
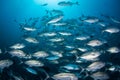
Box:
[52,22,67,26]
[8,71,24,80]
[24,54,32,59]
[107,66,116,72]
[65,45,75,49]
[47,15,64,24]
[107,47,120,53]
[90,72,109,80]
[10,43,25,49]
[9,50,26,58]
[12,75,24,80]
[25,67,37,75]
[46,56,60,61]
[4,10,120,80]
[33,51,49,58]
[75,35,90,41]
[80,51,101,61]
[41,3,48,6]
[49,60,59,64]
[58,32,72,36]
[86,62,105,72]
[106,65,120,72]
[36,68,50,80]
[76,58,88,63]
[46,9,63,16]
[50,51,63,57]
[69,50,78,54]
[87,40,105,47]
[98,22,106,27]
[0,49,2,54]
[77,48,88,52]
[24,60,44,67]
[103,27,120,33]
[49,38,64,42]
[51,9,63,15]
[23,27,36,31]
[79,17,99,24]
[52,73,78,80]
[110,17,120,24]
[24,37,39,43]
[60,64,80,70]
[83,18,99,24]
[39,32,57,37]
[0,60,13,72]
[58,1,79,6]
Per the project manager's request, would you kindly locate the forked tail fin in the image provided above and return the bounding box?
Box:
[76,2,80,5]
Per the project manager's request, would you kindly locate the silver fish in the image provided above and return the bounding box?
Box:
[25,67,37,75]
[59,32,72,36]
[25,37,39,43]
[52,73,78,80]
[80,51,101,61]
[52,22,67,26]
[47,15,63,24]
[49,60,59,64]
[91,72,109,80]
[39,32,57,37]
[33,51,49,58]
[83,18,99,24]
[77,48,88,52]
[46,56,60,61]
[103,27,120,33]
[60,64,80,70]
[107,66,116,72]
[9,50,26,58]
[110,17,120,24]
[49,38,64,42]
[69,50,78,54]
[87,40,105,47]
[86,62,105,72]
[25,60,44,67]
[23,27,36,31]
[107,47,120,53]
[75,35,90,41]
[98,22,106,27]
[10,43,25,49]
[0,60,13,72]
[65,45,75,49]
[50,51,63,57]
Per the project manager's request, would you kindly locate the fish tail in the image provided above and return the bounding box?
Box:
[19,23,24,29]
[76,1,79,5]
[0,69,3,73]
[37,68,50,80]
[49,12,53,16]
[45,10,49,14]
[84,72,89,79]
[102,30,105,33]
[4,48,8,54]
[79,17,84,22]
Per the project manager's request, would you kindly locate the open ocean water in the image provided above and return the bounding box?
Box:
[0,0,120,80]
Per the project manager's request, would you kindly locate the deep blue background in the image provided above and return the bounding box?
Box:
[0,0,120,48]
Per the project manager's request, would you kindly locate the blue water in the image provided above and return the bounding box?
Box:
[1,0,120,48]
[0,0,120,80]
